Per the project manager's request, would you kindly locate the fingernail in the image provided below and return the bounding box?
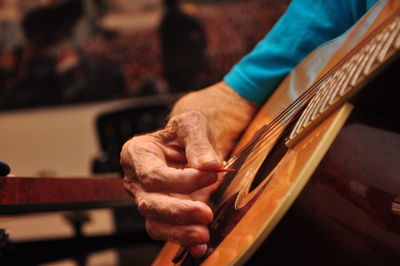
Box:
[197,154,219,168]
[189,244,208,258]
[197,244,208,256]
[197,153,216,164]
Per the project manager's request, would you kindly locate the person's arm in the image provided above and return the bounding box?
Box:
[121,0,373,258]
[121,81,257,257]
[225,0,370,104]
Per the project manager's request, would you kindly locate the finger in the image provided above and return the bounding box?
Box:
[158,143,187,163]
[179,121,221,170]
[185,135,221,170]
[190,174,223,202]
[189,244,208,258]
[133,148,218,193]
[145,220,210,246]
[141,166,218,194]
[123,138,218,193]
[136,192,213,225]
[161,111,222,170]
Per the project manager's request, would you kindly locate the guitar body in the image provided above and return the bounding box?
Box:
[248,58,400,266]
[154,1,400,265]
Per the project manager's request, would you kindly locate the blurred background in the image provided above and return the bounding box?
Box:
[0,0,289,109]
[0,0,289,265]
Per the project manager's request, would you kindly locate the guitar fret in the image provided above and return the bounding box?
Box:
[322,46,365,115]
[350,44,372,87]
[395,31,400,48]
[313,77,336,120]
[291,82,324,135]
[310,73,338,120]
[339,55,359,96]
[286,15,400,148]
[329,64,350,105]
[363,31,390,75]
[299,82,327,129]
[345,45,367,89]
[350,45,368,87]
[321,71,342,110]
[307,78,331,123]
[394,16,400,48]
[377,19,400,61]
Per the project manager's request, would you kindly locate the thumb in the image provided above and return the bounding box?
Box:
[170,111,222,170]
[186,140,221,170]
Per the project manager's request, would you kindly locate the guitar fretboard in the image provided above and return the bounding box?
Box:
[286,15,400,148]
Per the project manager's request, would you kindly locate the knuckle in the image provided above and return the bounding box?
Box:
[160,120,177,141]
[123,178,136,198]
[137,198,152,217]
[167,208,183,224]
[120,151,131,168]
[185,110,205,119]
[120,137,137,156]
[145,220,161,240]
[173,110,206,127]
[121,139,164,191]
[120,139,140,172]
[182,110,199,119]
[140,175,160,192]
[168,231,180,243]
[190,203,204,215]
[193,148,212,158]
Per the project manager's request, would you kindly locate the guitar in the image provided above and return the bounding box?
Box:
[154,1,400,265]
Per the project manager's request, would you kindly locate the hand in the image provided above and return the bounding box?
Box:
[121,110,223,257]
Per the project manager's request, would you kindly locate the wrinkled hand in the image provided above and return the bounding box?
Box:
[121,110,223,257]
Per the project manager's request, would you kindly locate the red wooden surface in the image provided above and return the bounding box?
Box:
[0,177,131,205]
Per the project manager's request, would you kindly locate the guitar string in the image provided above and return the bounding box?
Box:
[228,82,319,165]
[230,15,396,165]
[233,73,323,158]
[198,15,400,266]
[208,83,320,210]
[226,18,398,170]
[226,24,399,177]
[227,89,316,173]
[225,81,321,173]
[233,20,400,172]
[229,108,300,174]
[231,73,326,162]
[174,15,399,264]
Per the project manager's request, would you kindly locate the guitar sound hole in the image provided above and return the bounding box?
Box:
[249,128,291,192]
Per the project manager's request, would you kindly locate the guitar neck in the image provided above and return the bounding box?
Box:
[286,14,400,148]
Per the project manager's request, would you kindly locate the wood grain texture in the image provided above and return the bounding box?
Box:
[0,177,132,214]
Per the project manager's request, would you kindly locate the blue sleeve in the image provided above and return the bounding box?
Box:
[223,0,374,104]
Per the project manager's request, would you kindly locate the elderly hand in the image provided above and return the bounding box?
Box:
[121,110,223,257]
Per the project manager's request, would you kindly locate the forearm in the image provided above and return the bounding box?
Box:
[170,81,258,157]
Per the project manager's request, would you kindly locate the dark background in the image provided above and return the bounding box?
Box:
[0,0,290,111]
